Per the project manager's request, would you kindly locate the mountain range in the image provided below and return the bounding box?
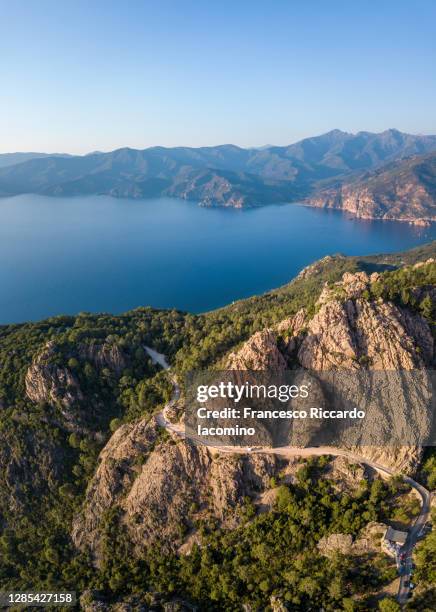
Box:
[0,151,71,169]
[1,129,436,221]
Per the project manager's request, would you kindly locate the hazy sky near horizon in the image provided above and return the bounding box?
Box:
[1,0,436,154]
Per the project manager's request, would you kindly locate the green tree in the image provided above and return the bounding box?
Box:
[110,418,122,432]
[378,597,401,611]
[420,295,433,319]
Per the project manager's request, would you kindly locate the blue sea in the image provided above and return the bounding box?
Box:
[0,194,435,324]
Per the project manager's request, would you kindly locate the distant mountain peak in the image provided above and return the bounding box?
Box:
[325,128,349,135]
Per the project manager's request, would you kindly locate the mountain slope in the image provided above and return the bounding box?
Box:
[1,130,436,211]
[0,147,303,206]
[0,152,71,169]
[274,128,436,173]
[305,151,436,225]
[0,242,434,608]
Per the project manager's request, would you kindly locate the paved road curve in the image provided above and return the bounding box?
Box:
[144,347,432,604]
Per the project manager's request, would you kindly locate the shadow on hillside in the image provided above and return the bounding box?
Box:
[356,260,398,274]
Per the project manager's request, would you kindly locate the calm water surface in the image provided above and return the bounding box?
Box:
[1,194,435,324]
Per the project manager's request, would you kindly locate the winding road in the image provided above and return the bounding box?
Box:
[145,347,432,605]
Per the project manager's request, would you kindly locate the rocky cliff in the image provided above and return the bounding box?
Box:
[305,152,436,225]
[25,341,84,409]
[227,264,435,472]
[24,339,129,428]
[229,267,433,372]
[73,411,386,566]
[72,414,283,559]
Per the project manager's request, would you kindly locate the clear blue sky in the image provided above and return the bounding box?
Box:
[1,0,435,154]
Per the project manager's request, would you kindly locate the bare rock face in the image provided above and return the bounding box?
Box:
[25,340,129,411]
[297,275,433,370]
[224,269,434,472]
[304,152,436,224]
[72,417,160,558]
[276,308,307,337]
[25,341,83,408]
[122,438,212,552]
[298,300,359,369]
[72,264,434,562]
[73,402,397,565]
[209,453,276,522]
[229,269,433,372]
[227,330,288,370]
[233,268,432,366]
[78,340,127,375]
[73,418,278,560]
[326,456,368,493]
[317,521,386,557]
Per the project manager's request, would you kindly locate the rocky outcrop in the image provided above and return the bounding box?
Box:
[230,269,433,372]
[73,417,278,560]
[73,408,392,564]
[72,417,160,558]
[122,437,212,552]
[276,308,307,337]
[70,260,434,566]
[326,456,368,492]
[209,453,277,521]
[25,341,83,408]
[78,340,127,375]
[317,521,386,557]
[297,271,433,370]
[226,268,435,471]
[74,262,434,557]
[227,330,287,370]
[295,254,346,281]
[25,340,128,412]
